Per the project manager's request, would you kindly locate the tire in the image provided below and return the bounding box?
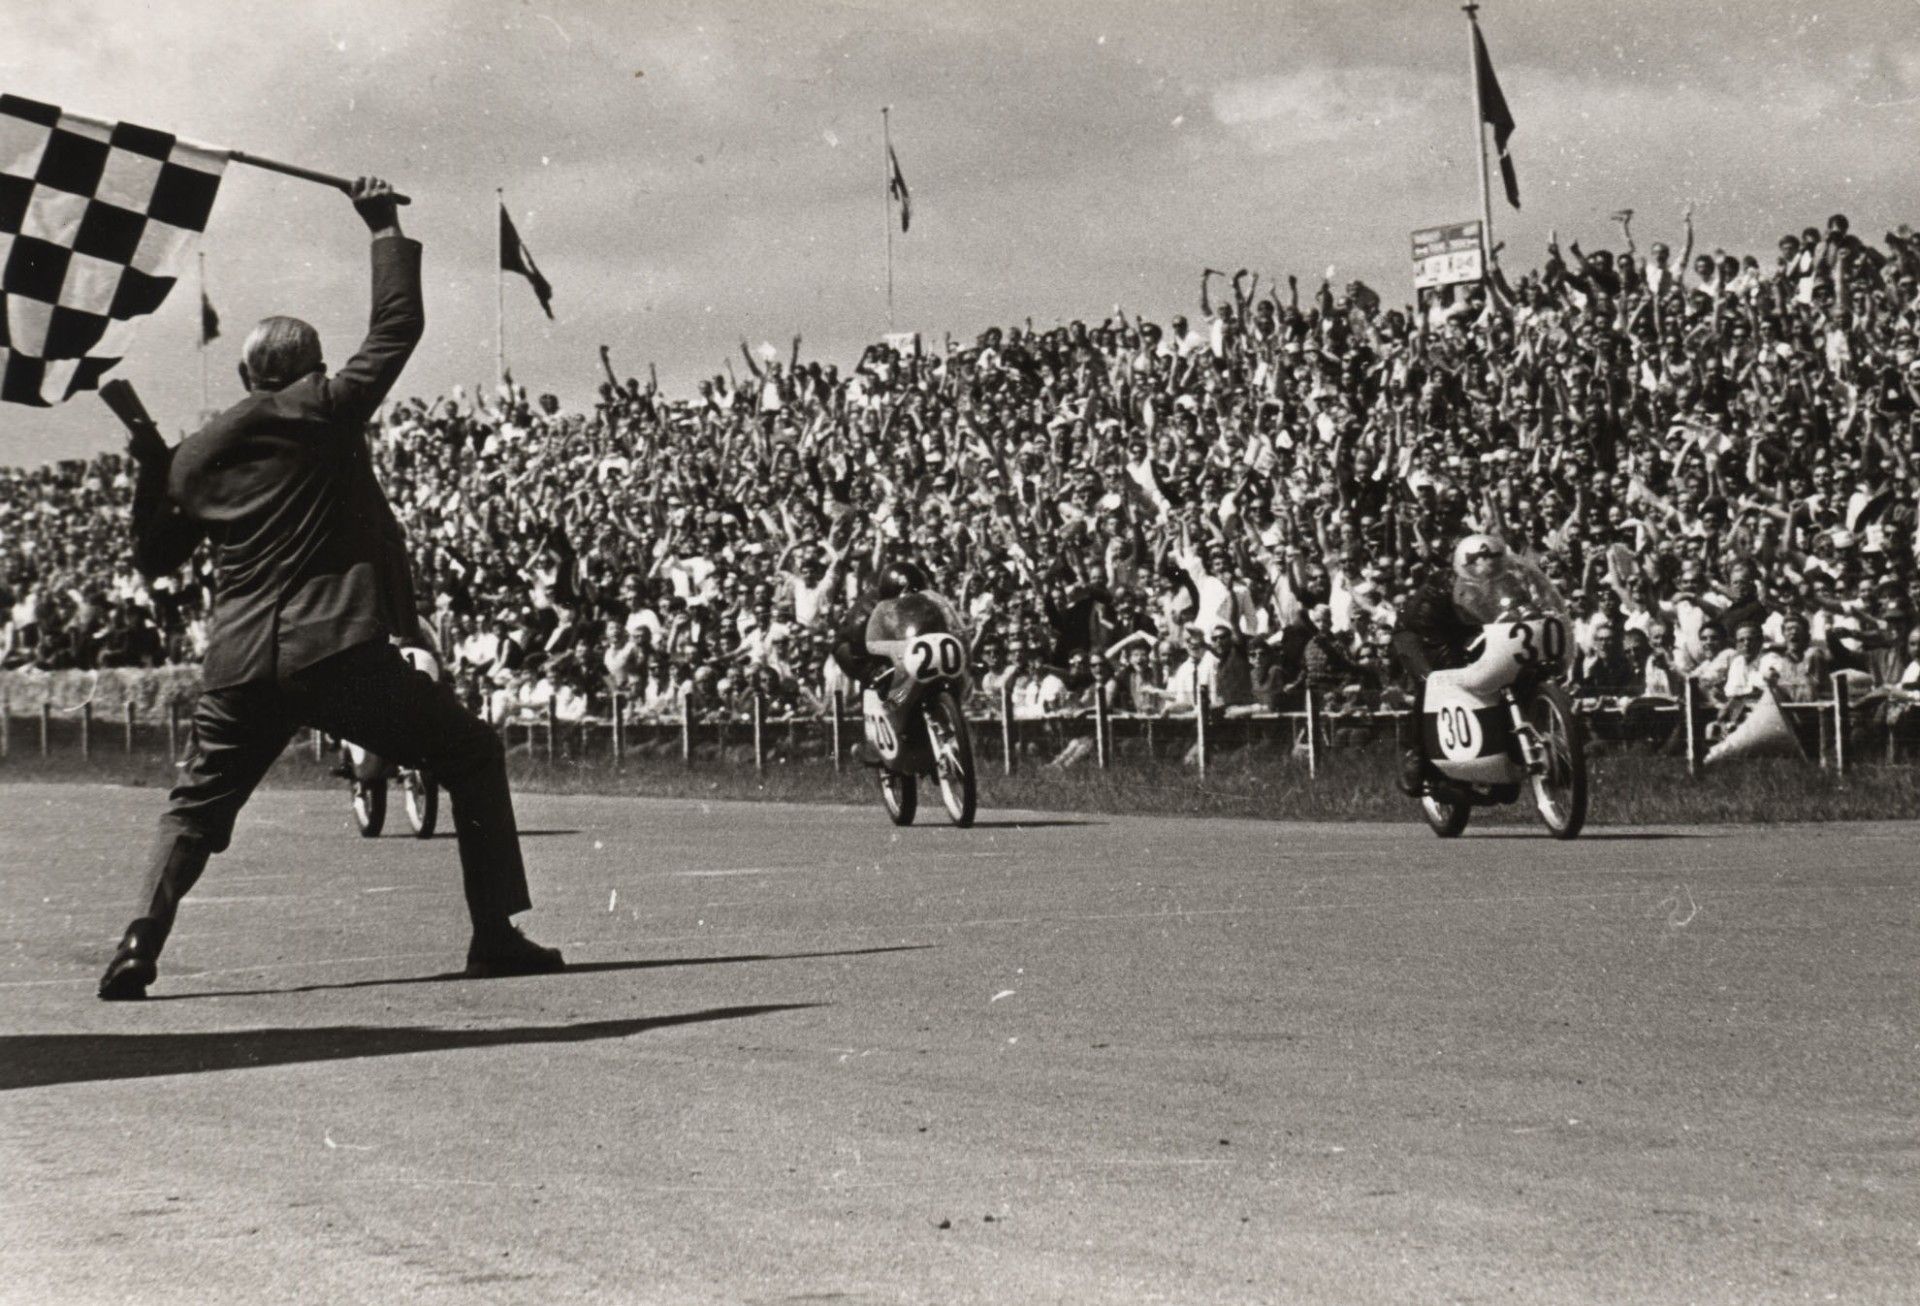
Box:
[1420,792,1471,838]
[879,769,918,826]
[352,778,387,838]
[404,770,438,839]
[1527,681,1588,840]
[925,690,977,828]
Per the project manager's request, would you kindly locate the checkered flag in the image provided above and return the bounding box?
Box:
[0,94,228,407]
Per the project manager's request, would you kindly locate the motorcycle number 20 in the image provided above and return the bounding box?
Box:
[1434,704,1481,759]
[907,633,966,683]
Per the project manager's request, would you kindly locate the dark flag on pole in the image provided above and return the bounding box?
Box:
[1472,24,1520,210]
[199,290,219,345]
[887,143,911,233]
[499,203,554,319]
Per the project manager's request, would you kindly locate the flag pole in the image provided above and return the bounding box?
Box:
[197,248,208,414]
[882,106,895,331]
[495,187,506,403]
[1464,3,1496,275]
[228,150,411,205]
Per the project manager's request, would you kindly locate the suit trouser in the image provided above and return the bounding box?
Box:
[134,639,531,944]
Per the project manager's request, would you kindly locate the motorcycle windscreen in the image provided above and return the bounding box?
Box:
[1454,555,1569,625]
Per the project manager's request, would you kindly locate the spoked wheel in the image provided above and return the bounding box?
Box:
[404,769,438,839]
[1527,681,1588,840]
[924,690,977,828]
[879,769,918,826]
[1420,791,1471,838]
[352,778,387,838]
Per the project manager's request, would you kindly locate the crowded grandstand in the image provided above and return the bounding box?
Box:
[5,214,1920,747]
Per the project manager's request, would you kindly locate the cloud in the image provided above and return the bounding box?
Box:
[1212,66,1453,148]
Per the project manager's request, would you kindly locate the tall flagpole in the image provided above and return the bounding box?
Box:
[1464,4,1496,275]
[197,248,209,413]
[882,106,895,330]
[495,187,506,402]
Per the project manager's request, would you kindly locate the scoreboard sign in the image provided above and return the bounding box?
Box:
[1412,220,1485,289]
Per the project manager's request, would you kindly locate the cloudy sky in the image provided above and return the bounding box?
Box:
[3,0,1916,464]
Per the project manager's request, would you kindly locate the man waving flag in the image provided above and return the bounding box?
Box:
[0,93,228,406]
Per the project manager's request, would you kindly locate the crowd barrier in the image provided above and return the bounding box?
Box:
[5,666,1905,782]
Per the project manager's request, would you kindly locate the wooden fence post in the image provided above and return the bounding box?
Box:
[166,700,179,762]
[681,708,693,767]
[611,692,624,764]
[1303,686,1320,780]
[79,702,92,761]
[1,692,10,759]
[831,690,844,772]
[124,701,135,754]
[546,697,558,764]
[752,692,766,772]
[1683,678,1701,780]
[40,703,51,758]
[1094,682,1111,770]
[1195,686,1211,778]
[1832,681,1850,785]
[1000,679,1017,775]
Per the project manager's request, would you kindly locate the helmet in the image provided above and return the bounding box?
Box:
[876,561,930,601]
[1452,534,1509,581]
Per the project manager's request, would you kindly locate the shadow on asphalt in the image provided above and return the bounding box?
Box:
[1469,831,1703,841]
[145,944,934,1002]
[0,1004,821,1092]
[963,819,1104,829]
[417,828,579,839]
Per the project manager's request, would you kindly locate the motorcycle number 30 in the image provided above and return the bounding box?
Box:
[908,633,966,683]
[1507,616,1568,666]
[1434,704,1481,759]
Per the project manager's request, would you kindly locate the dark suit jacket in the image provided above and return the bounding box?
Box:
[133,236,425,689]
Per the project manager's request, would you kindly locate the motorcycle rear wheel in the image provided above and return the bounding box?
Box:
[352,778,387,838]
[879,770,918,826]
[1420,791,1471,838]
[925,690,977,828]
[1527,681,1588,840]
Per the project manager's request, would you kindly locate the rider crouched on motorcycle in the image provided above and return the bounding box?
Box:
[831,558,936,766]
[1390,534,1510,796]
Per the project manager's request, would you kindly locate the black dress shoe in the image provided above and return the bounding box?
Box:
[465,925,565,978]
[98,918,165,1001]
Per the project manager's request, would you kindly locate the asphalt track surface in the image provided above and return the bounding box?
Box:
[1,783,1915,1305]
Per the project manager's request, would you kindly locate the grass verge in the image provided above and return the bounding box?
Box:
[5,737,1917,826]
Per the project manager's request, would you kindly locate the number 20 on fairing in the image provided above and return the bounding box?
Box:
[907,634,965,683]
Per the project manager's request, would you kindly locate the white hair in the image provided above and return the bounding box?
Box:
[241,316,322,391]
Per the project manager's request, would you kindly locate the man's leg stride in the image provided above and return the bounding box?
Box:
[100,686,294,1000]
[300,641,562,977]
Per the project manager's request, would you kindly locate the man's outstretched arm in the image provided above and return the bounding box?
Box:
[329,177,426,423]
[100,380,204,578]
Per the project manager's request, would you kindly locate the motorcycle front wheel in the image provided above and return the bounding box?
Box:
[879,769,918,826]
[1526,681,1588,839]
[352,778,387,838]
[404,769,438,839]
[1420,791,1471,838]
[924,689,977,828]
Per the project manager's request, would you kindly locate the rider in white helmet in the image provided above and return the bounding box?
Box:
[1389,536,1504,796]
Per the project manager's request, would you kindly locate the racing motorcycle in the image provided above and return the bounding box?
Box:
[859,592,978,828]
[1418,555,1588,840]
[342,645,441,839]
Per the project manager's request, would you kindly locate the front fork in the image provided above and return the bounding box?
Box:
[1504,688,1547,776]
